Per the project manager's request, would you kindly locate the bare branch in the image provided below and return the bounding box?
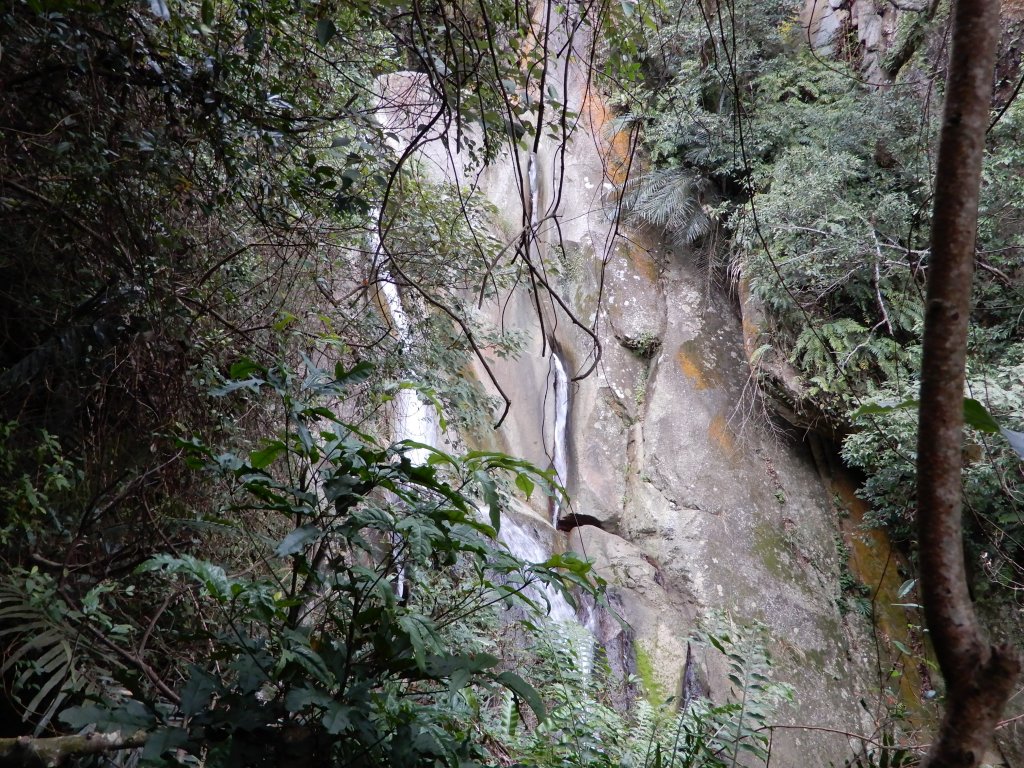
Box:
[0,731,149,768]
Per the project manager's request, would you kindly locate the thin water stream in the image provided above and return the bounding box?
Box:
[549,353,570,526]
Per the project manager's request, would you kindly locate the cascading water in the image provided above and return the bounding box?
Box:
[549,353,570,526]
[498,515,597,682]
[369,210,438,465]
[372,70,597,675]
[498,515,577,625]
[379,279,438,466]
[369,213,439,599]
[527,151,540,235]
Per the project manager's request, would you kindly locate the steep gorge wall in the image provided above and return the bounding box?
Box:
[377,13,913,763]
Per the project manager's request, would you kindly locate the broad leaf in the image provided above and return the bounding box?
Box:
[275,525,321,557]
[180,667,218,716]
[250,441,287,469]
[495,671,546,722]
[334,360,373,387]
[316,19,337,46]
[142,727,188,761]
[474,470,501,532]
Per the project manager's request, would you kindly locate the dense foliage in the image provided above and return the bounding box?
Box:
[618,0,1024,589]
[0,1,796,766]
[9,0,1021,761]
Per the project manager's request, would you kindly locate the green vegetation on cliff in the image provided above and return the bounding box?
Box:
[618,0,1024,590]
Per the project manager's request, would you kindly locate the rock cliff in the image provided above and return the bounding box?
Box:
[378,13,918,762]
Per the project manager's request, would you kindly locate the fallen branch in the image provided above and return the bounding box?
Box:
[0,731,149,768]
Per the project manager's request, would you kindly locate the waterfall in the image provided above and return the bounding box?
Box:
[550,353,570,526]
[369,212,438,598]
[527,151,540,234]
[369,209,438,465]
[498,515,577,625]
[379,279,437,466]
[528,150,571,527]
[498,513,598,686]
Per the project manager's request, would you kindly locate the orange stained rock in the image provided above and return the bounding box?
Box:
[677,346,711,390]
[707,413,740,462]
[581,87,633,187]
[627,244,659,284]
[832,473,929,724]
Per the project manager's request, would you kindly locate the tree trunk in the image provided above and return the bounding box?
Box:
[917,1,1020,766]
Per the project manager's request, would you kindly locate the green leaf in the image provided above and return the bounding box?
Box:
[892,639,912,656]
[334,360,373,387]
[322,702,351,734]
[474,470,501,532]
[285,685,331,713]
[448,666,471,694]
[850,399,918,418]
[60,700,154,732]
[250,441,287,469]
[142,726,187,761]
[500,690,519,736]
[284,643,334,686]
[514,473,535,499]
[896,579,916,599]
[962,398,1001,433]
[275,525,321,557]
[229,359,266,379]
[398,614,437,670]
[211,378,264,396]
[180,667,217,716]
[706,634,727,654]
[496,671,545,722]
[139,555,232,601]
[316,19,337,46]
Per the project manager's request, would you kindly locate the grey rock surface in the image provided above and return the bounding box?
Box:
[378,23,895,759]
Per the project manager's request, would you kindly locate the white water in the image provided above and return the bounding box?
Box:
[499,515,577,625]
[368,207,438,465]
[371,26,594,665]
[527,151,540,234]
[369,212,438,598]
[379,279,437,466]
[550,354,570,526]
[499,516,597,682]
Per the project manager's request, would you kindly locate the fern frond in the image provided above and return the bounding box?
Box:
[0,575,118,734]
[625,167,714,247]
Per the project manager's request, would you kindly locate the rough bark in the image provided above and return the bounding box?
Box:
[917,1,1021,766]
[0,731,148,767]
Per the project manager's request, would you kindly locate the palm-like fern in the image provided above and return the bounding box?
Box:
[792,319,912,394]
[624,167,716,247]
[0,571,119,735]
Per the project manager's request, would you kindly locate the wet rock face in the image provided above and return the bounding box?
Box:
[379,58,879,766]
[476,160,878,763]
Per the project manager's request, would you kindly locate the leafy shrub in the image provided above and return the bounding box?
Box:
[30,357,595,766]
